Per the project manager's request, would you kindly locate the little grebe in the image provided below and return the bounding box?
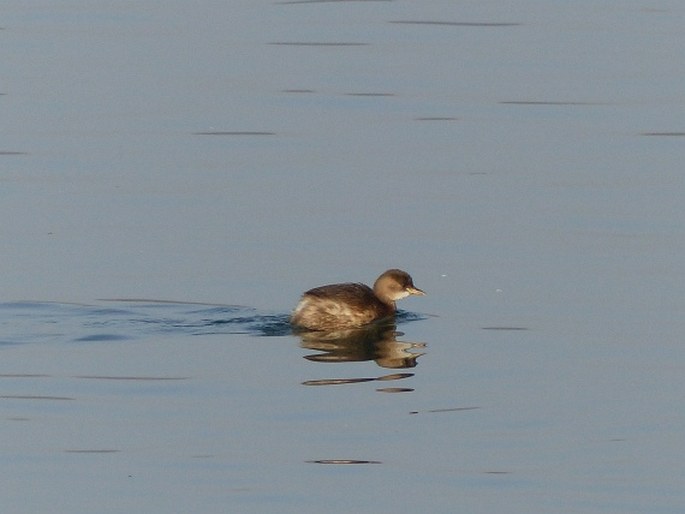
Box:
[291,269,425,331]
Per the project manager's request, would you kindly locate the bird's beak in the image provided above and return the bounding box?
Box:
[406,286,425,296]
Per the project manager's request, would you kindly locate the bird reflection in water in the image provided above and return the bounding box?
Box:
[297,322,426,391]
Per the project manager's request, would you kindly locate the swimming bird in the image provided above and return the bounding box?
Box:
[291,269,425,331]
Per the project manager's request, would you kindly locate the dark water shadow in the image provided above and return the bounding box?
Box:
[65,449,120,454]
[0,395,74,401]
[389,20,521,27]
[409,406,479,415]
[268,41,369,46]
[192,131,276,136]
[282,89,316,93]
[499,100,603,106]
[306,459,382,464]
[481,326,529,331]
[415,117,459,121]
[345,92,395,97]
[278,0,391,4]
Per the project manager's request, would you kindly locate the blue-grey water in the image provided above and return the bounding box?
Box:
[2,1,685,513]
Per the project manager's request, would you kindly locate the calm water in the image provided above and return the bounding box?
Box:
[2,1,685,513]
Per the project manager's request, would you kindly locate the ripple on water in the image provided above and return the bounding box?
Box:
[0,301,427,345]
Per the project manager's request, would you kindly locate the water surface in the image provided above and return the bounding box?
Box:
[2,1,685,512]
